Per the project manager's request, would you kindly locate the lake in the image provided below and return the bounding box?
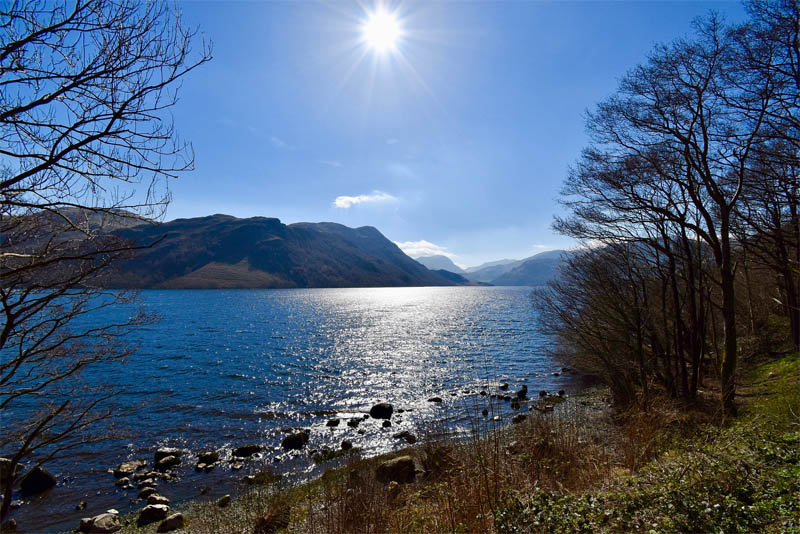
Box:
[7,286,579,532]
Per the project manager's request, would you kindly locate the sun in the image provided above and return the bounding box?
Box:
[362,8,402,53]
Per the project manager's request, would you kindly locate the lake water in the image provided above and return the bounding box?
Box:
[7,287,579,532]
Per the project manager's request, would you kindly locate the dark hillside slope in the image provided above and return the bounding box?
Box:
[102,215,459,289]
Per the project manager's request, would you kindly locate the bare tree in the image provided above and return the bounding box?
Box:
[0,0,210,520]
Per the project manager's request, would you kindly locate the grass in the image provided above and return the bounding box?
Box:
[114,352,799,534]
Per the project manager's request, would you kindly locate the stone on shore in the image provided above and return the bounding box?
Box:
[326,418,340,427]
[233,444,262,457]
[77,512,122,533]
[281,431,309,450]
[369,403,394,419]
[154,448,182,463]
[156,513,185,533]
[392,430,417,444]
[147,494,170,505]
[427,397,443,403]
[113,459,147,478]
[198,450,220,464]
[376,455,417,484]
[138,486,158,499]
[154,455,180,472]
[19,466,56,496]
[137,504,170,526]
[217,494,231,508]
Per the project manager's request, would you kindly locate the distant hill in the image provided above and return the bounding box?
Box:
[415,255,466,274]
[490,250,567,286]
[464,250,568,286]
[101,215,464,289]
[465,258,517,273]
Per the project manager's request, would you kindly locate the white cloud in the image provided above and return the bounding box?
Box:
[270,136,290,149]
[386,138,399,145]
[394,239,457,260]
[321,160,343,168]
[333,191,398,209]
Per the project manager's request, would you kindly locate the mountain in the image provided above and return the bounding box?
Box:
[101,214,463,289]
[415,255,465,274]
[490,250,567,286]
[465,259,517,273]
[464,259,525,283]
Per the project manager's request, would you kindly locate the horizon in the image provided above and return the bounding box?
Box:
[164,0,746,267]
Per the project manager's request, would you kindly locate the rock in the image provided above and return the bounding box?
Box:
[19,466,56,496]
[154,455,180,472]
[281,431,309,450]
[376,455,416,484]
[195,463,207,472]
[114,477,129,486]
[347,418,361,428]
[427,397,443,403]
[369,402,394,419]
[76,501,87,511]
[516,385,528,399]
[133,470,158,481]
[539,390,548,398]
[154,448,182,463]
[113,459,147,478]
[198,450,219,464]
[558,390,566,397]
[156,513,185,533]
[230,462,243,470]
[254,506,290,534]
[382,420,392,428]
[341,440,353,451]
[138,486,158,499]
[512,414,527,424]
[217,494,232,508]
[147,494,170,505]
[137,504,170,526]
[392,430,417,444]
[479,390,487,396]
[82,512,122,533]
[326,418,340,427]
[136,478,155,489]
[233,444,262,457]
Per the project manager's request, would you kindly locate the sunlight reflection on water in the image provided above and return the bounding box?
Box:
[12,286,581,532]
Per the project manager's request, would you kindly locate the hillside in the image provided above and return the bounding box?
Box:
[465,250,567,286]
[101,215,461,289]
[414,255,465,274]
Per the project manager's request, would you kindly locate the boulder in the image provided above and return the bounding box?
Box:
[137,504,170,526]
[326,418,340,427]
[516,385,528,399]
[281,431,309,451]
[558,390,566,397]
[217,494,231,508]
[114,477,130,487]
[392,430,417,444]
[156,513,185,533]
[113,459,147,478]
[84,512,122,533]
[19,466,56,496]
[133,470,158,481]
[346,418,361,428]
[427,397,443,403]
[136,478,155,489]
[369,403,394,420]
[539,390,548,397]
[341,440,353,451]
[233,444,262,457]
[198,450,220,464]
[153,448,182,463]
[147,494,170,505]
[499,383,509,390]
[154,455,180,472]
[376,455,416,484]
[138,486,158,499]
[382,420,392,428]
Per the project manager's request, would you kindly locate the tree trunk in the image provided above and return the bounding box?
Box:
[720,221,739,417]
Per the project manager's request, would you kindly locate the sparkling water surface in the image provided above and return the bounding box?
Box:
[9,287,578,532]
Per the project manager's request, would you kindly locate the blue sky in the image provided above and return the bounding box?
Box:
[169,1,745,268]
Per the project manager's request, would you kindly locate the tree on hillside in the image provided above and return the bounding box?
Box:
[0,0,210,520]
[547,3,798,416]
